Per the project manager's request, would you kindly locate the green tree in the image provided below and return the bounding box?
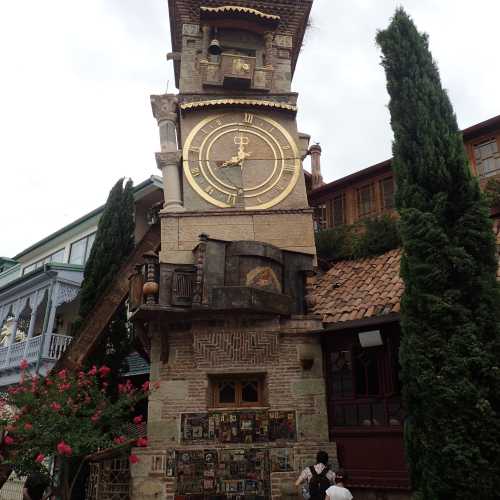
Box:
[377,9,500,499]
[77,179,135,383]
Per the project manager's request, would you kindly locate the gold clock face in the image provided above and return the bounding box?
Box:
[182,111,300,210]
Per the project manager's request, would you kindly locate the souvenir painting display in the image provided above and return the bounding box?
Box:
[181,410,296,444]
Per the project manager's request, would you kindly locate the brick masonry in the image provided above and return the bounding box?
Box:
[130,316,337,499]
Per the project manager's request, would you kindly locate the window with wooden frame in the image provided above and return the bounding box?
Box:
[210,375,265,408]
[474,138,500,178]
[380,177,395,210]
[313,204,327,231]
[332,193,346,226]
[357,184,375,218]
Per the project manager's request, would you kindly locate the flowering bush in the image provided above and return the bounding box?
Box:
[0,361,152,499]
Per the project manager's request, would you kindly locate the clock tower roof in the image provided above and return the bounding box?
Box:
[168,0,313,83]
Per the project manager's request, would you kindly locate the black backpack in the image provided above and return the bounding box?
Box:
[308,466,330,499]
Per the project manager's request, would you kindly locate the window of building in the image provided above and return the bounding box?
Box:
[210,375,264,408]
[380,177,395,210]
[332,193,346,226]
[314,204,327,231]
[474,139,500,178]
[357,184,375,218]
[22,248,66,276]
[69,233,96,265]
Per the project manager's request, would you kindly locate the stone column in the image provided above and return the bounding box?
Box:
[150,94,184,212]
[202,24,211,58]
[264,32,274,67]
[156,151,183,212]
[309,143,324,190]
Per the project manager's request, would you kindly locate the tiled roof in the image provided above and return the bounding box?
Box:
[308,249,403,325]
[310,233,500,326]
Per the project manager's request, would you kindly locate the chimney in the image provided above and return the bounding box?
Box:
[309,143,324,190]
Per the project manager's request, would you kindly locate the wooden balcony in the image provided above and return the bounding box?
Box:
[200,53,273,91]
[0,333,72,372]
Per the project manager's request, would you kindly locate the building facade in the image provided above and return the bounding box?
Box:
[0,177,162,390]
[310,114,500,231]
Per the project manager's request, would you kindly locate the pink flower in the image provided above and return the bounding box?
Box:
[133,415,143,425]
[114,436,126,445]
[136,437,148,447]
[87,366,97,376]
[50,402,61,412]
[90,413,101,423]
[58,383,71,392]
[19,359,29,370]
[129,454,139,464]
[24,423,33,431]
[141,381,150,392]
[57,369,67,380]
[35,453,45,463]
[56,441,72,456]
[98,365,111,378]
[4,436,14,445]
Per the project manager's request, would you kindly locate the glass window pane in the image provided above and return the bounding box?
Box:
[218,382,236,403]
[241,382,258,403]
[69,238,86,265]
[50,249,65,263]
[84,233,96,263]
[333,195,345,226]
[23,264,35,275]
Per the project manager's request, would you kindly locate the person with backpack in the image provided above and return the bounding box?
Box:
[325,469,353,500]
[295,451,335,500]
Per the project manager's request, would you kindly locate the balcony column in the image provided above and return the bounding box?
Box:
[150,94,184,213]
[6,299,21,367]
[22,290,40,360]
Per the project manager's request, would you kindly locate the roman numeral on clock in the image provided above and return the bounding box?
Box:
[205,186,214,194]
[191,167,200,177]
[189,146,200,153]
[283,164,295,174]
[226,193,236,206]
[244,113,254,124]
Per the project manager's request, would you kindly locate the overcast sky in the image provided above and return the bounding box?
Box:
[1,0,500,258]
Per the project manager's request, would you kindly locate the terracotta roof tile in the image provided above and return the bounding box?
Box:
[310,242,500,325]
[308,248,403,325]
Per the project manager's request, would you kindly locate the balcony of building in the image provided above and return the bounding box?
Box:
[0,263,83,387]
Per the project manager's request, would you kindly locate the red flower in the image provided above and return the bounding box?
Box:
[19,359,29,370]
[87,366,97,376]
[129,454,139,464]
[98,365,111,378]
[35,453,45,463]
[58,383,71,392]
[133,415,143,425]
[90,412,101,423]
[50,402,61,411]
[114,436,126,445]
[24,423,33,431]
[141,381,150,392]
[57,369,67,380]
[136,437,148,447]
[4,436,14,445]
[56,441,72,456]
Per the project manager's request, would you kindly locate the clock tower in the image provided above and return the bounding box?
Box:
[129,1,336,499]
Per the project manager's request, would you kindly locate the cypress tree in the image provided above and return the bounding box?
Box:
[77,178,135,381]
[377,9,500,499]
